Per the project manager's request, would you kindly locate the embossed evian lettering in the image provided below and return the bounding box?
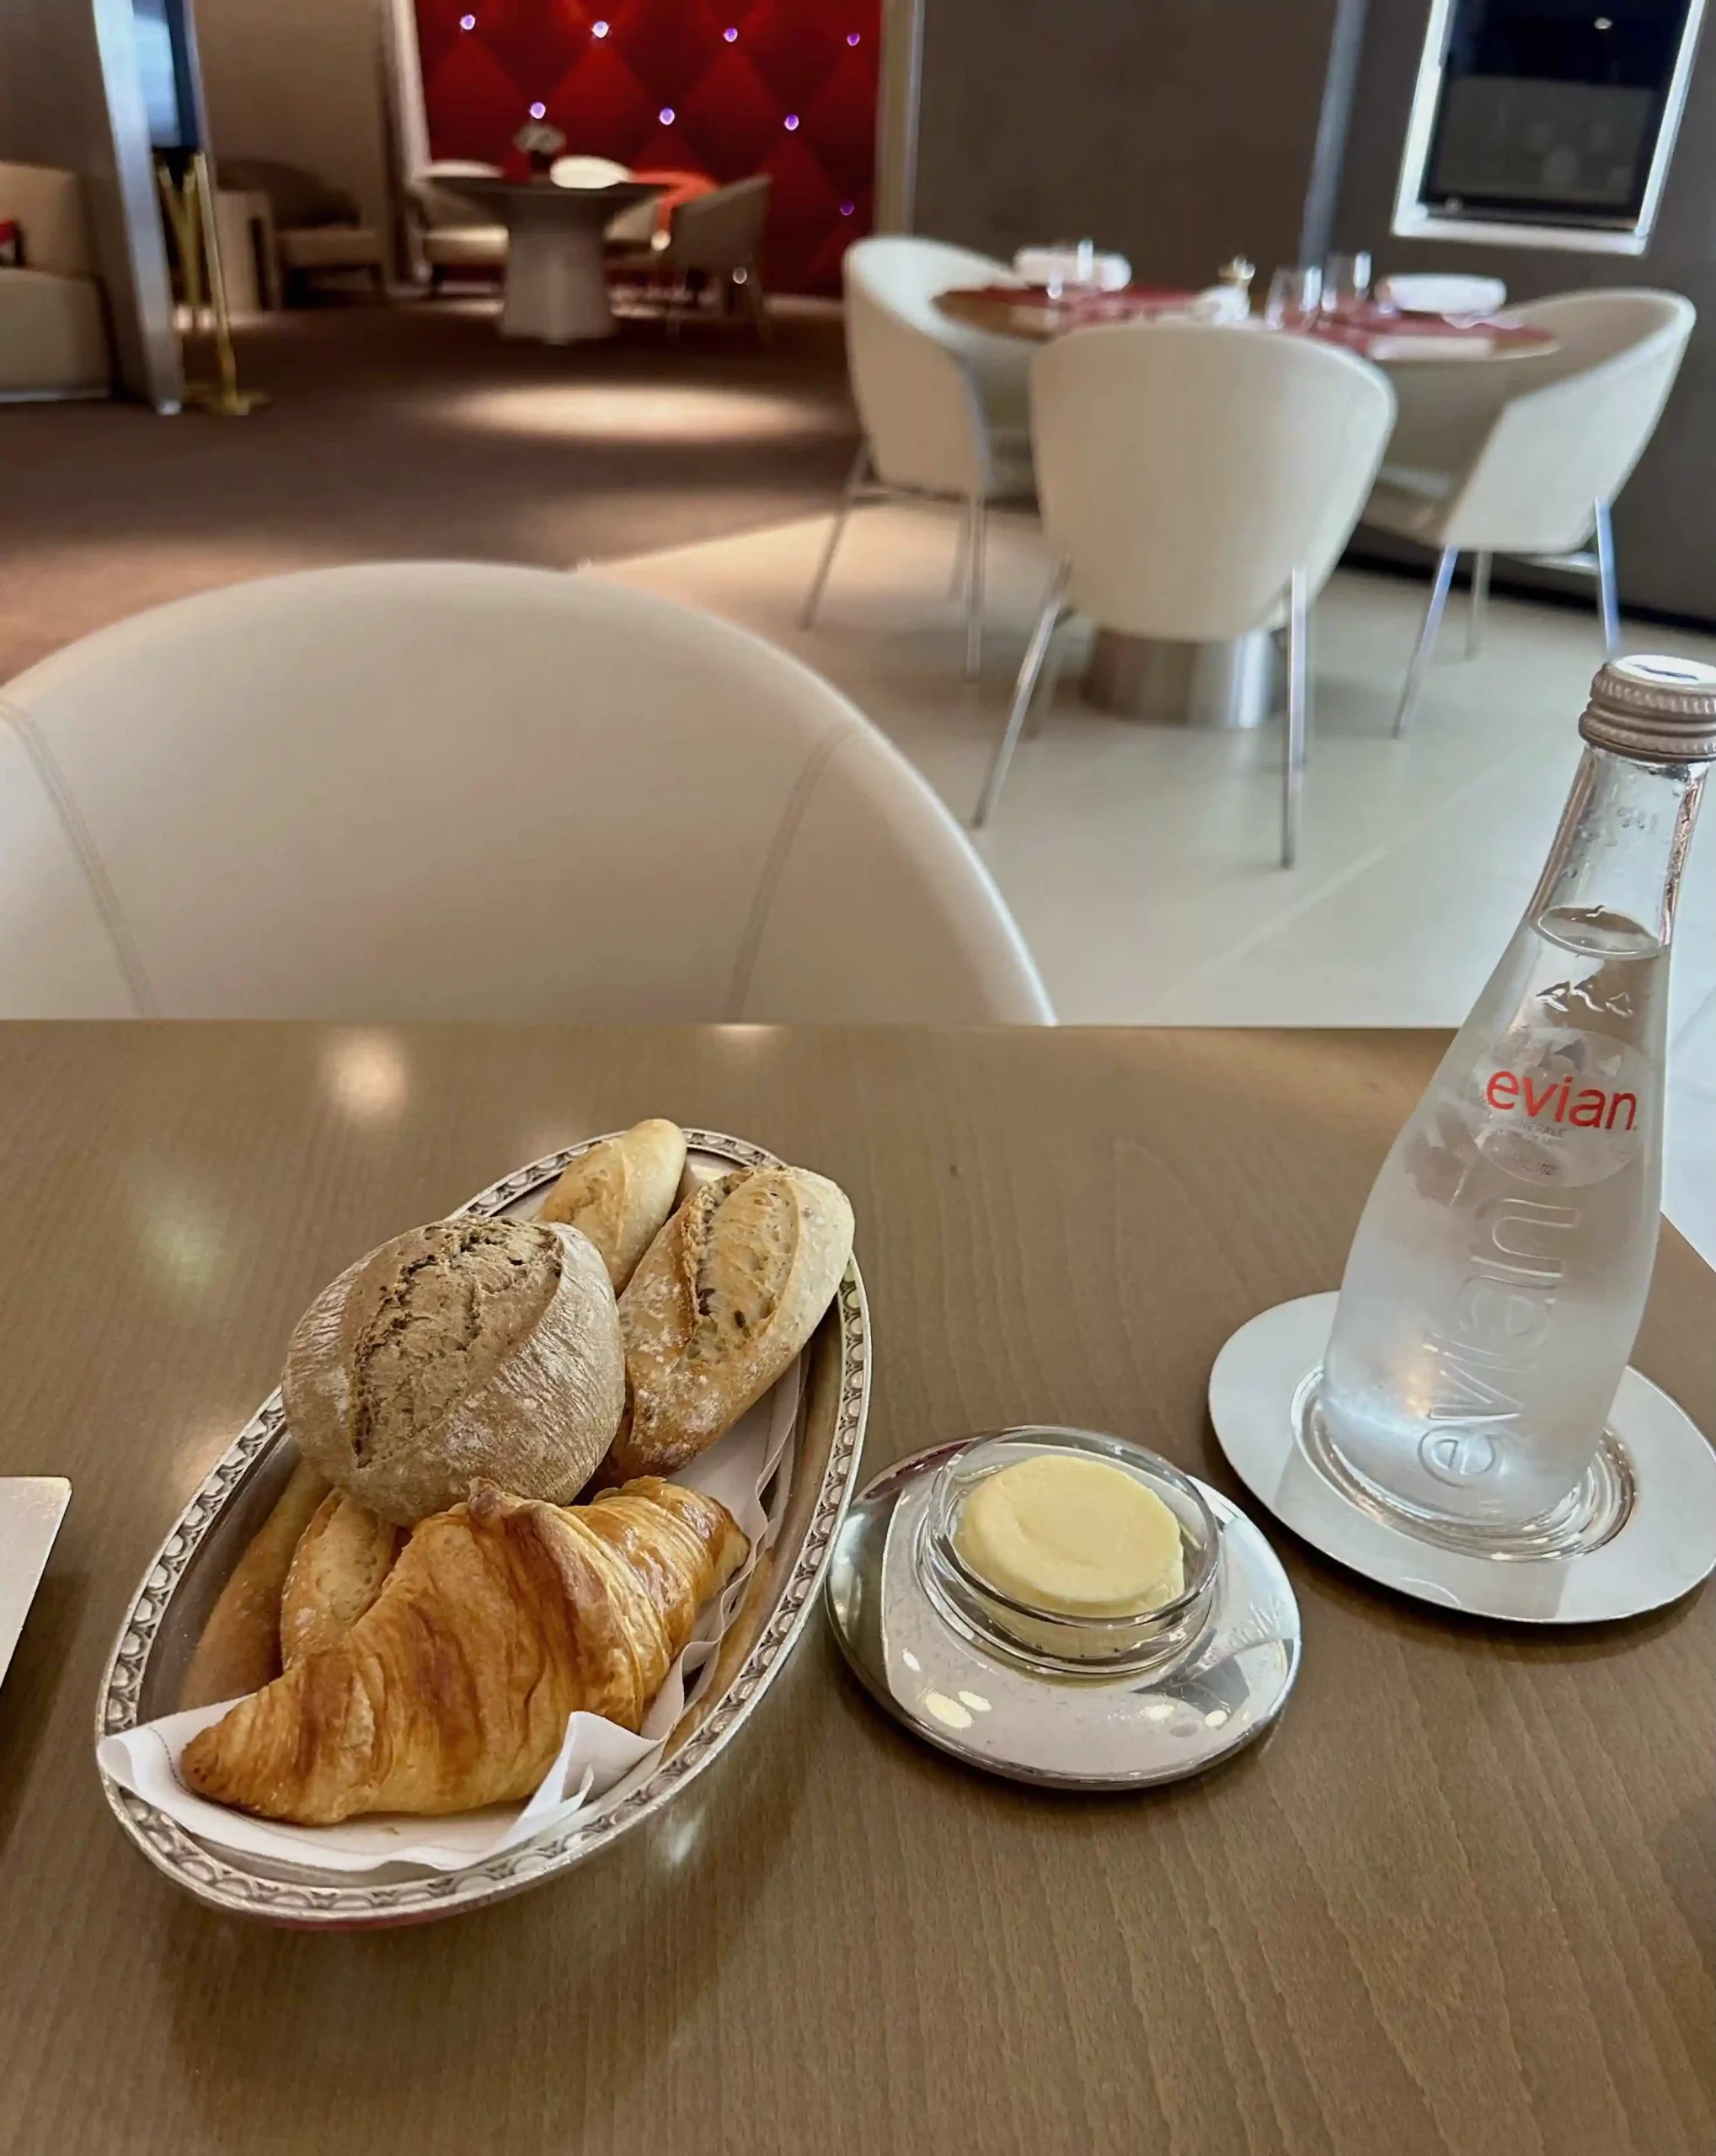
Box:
[1418,1197,1578,1483]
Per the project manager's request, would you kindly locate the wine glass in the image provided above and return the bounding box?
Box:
[1264,265,1323,329]
[1321,251,1372,320]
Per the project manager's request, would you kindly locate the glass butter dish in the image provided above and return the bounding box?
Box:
[826,1427,1301,1789]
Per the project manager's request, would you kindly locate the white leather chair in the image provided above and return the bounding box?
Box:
[975,323,1395,867]
[1376,274,1508,316]
[803,237,1035,680]
[409,163,506,288]
[1364,289,1695,732]
[0,564,1051,1022]
[0,162,111,399]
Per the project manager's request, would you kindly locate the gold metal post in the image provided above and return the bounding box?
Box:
[161,149,267,415]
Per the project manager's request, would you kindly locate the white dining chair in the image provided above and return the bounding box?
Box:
[409,163,507,289]
[0,564,1052,1022]
[974,322,1395,867]
[1376,274,1508,316]
[802,236,1035,680]
[1364,289,1695,733]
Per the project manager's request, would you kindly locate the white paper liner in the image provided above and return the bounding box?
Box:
[99,1364,800,1878]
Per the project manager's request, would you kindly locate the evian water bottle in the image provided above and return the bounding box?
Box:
[1316,656,1716,1534]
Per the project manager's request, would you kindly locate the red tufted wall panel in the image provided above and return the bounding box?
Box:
[413,0,880,294]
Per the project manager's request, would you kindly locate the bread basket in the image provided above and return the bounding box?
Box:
[94,1130,870,1928]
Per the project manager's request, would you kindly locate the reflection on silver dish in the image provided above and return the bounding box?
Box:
[825,1427,1302,1790]
[1296,1372,1636,1562]
[1208,1292,1716,1625]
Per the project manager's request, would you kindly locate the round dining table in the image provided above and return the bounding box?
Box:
[442,175,665,344]
[934,286,1560,727]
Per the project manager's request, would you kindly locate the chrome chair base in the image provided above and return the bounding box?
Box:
[976,563,1313,871]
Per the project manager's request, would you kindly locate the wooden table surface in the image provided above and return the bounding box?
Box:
[1,1025,1710,2156]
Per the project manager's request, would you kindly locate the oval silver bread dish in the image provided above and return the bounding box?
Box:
[95,1130,871,1929]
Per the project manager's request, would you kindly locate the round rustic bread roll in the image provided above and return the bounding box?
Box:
[281,1216,625,1526]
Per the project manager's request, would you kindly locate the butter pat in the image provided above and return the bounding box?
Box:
[954,1454,1184,1617]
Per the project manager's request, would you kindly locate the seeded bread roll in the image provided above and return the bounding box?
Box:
[537,1119,687,1290]
[604,1165,854,1481]
[282,1216,625,1526]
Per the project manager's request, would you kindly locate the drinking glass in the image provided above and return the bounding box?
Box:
[1322,251,1372,318]
[1264,265,1323,328]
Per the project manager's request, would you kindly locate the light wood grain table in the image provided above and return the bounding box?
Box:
[1,1025,1710,2156]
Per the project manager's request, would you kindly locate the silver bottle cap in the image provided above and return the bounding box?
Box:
[1580,655,1716,764]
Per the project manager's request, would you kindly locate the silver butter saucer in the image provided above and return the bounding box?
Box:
[1209,1292,1716,1625]
[825,1427,1301,1789]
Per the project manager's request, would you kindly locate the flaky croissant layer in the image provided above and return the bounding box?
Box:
[181,1476,747,1826]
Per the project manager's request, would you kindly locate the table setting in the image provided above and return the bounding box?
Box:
[937,242,1558,365]
[3,707,1714,2153]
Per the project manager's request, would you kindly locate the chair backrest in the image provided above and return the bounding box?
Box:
[842,236,1030,497]
[606,169,714,248]
[1030,323,1396,640]
[551,156,632,190]
[0,565,1052,1023]
[215,157,356,229]
[1377,273,1508,315]
[1441,289,1695,552]
[410,163,503,230]
[0,162,97,280]
[662,174,772,270]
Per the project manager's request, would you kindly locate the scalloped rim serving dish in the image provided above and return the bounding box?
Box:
[96,1129,871,1928]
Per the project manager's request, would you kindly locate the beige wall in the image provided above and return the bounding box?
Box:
[911,0,1347,291]
[192,0,393,250]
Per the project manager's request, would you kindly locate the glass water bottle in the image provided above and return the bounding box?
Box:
[1316,656,1716,1536]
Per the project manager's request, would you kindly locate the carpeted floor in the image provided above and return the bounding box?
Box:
[0,293,858,681]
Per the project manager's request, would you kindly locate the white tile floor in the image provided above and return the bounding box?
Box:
[602,502,1716,1261]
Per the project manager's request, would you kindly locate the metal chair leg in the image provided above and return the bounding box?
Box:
[964,496,987,681]
[800,444,870,629]
[1393,545,1458,737]
[973,562,1070,829]
[1024,622,1070,740]
[948,507,969,600]
[1465,549,1491,659]
[1595,499,1620,654]
[740,263,771,346]
[1282,567,1310,869]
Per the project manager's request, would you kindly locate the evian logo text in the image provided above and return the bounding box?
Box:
[1483,1068,1637,1131]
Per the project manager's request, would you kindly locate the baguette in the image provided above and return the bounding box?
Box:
[604,1165,853,1481]
[179,1458,331,1710]
[537,1119,687,1291]
[280,1491,404,1666]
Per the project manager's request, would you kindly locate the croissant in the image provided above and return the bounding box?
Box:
[180,1476,748,1826]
